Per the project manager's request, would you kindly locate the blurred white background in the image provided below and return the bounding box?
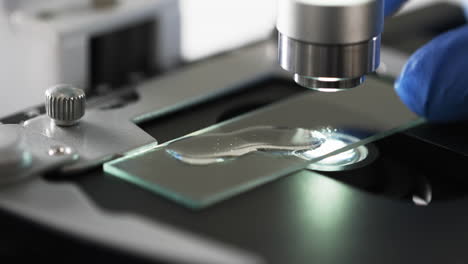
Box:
[0,0,466,116]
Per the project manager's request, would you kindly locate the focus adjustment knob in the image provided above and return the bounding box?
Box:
[45,84,86,126]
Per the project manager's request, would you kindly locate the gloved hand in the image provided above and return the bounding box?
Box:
[385,0,468,122]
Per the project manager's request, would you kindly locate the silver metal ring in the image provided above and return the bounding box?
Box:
[278,33,380,90]
[294,75,365,92]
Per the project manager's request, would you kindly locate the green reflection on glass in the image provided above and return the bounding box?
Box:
[303,172,351,231]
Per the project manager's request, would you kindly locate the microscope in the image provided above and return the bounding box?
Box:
[7,1,468,264]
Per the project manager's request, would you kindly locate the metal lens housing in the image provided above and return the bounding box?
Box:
[279,34,380,91]
[276,0,384,91]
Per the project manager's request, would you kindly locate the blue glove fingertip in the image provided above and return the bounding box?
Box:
[395,61,428,119]
[395,25,468,122]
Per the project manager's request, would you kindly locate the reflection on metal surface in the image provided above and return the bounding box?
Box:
[0,124,77,184]
[48,145,74,157]
[166,126,326,165]
[412,176,432,206]
[24,110,155,172]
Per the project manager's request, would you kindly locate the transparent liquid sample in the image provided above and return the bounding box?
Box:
[165,126,327,165]
[298,132,370,171]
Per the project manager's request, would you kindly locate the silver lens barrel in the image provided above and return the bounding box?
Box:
[276,0,384,91]
[279,33,380,91]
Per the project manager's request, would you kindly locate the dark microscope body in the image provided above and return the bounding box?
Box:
[1,3,468,263]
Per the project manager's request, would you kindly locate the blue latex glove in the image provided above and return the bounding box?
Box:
[385,0,468,122]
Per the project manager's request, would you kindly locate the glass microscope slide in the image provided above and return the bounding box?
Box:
[104,76,422,209]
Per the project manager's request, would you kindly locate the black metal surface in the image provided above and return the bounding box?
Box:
[66,132,468,264]
[319,133,468,202]
[0,106,45,125]
[383,3,466,54]
[0,209,163,264]
[404,122,468,157]
[138,78,307,143]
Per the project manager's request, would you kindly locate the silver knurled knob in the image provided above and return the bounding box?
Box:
[45,84,86,126]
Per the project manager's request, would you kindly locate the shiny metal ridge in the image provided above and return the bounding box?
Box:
[278,33,380,91]
[45,84,86,126]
